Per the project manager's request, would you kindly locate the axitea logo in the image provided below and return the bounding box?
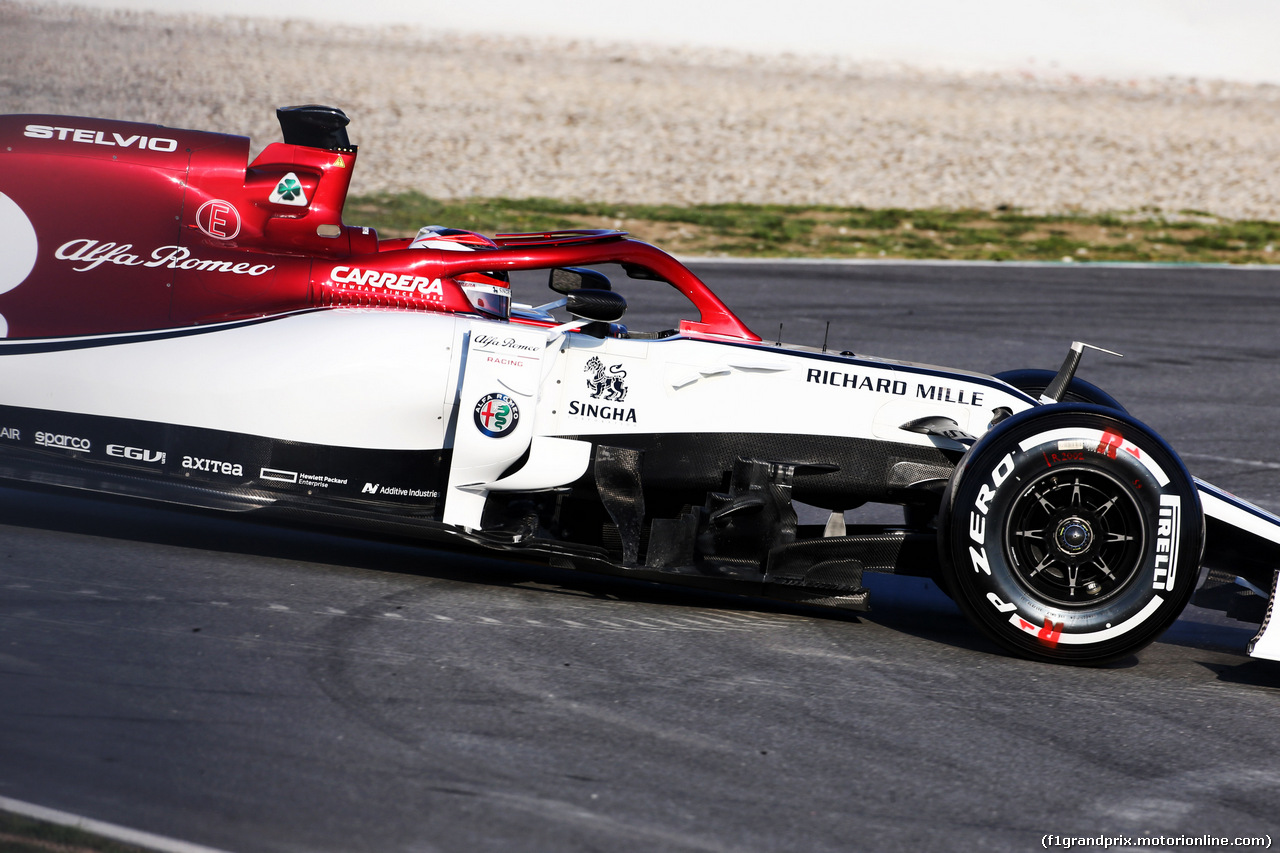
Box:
[182,456,243,477]
[107,444,166,464]
[35,432,89,451]
[24,124,179,152]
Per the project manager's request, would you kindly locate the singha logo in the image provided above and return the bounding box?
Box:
[584,356,628,401]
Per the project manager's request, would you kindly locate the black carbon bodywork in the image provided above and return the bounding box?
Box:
[565,430,959,510]
[0,404,448,518]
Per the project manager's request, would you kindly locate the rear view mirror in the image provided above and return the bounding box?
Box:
[550,267,612,294]
[622,262,665,282]
[566,289,627,322]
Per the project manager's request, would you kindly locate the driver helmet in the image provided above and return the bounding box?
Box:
[409,225,510,320]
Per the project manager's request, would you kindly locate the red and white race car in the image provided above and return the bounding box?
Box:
[0,104,1276,665]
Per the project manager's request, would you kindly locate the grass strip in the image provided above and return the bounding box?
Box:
[347,192,1280,264]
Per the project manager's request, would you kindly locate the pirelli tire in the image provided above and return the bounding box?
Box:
[938,404,1204,665]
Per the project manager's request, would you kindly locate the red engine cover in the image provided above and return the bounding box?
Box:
[0,114,479,338]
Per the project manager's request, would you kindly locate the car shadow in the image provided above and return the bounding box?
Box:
[0,484,860,621]
[4,484,1261,668]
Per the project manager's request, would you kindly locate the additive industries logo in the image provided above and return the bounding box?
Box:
[584,356,628,401]
[269,172,308,206]
[195,200,242,240]
[473,393,520,438]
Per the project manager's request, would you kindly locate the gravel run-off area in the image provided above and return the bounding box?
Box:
[4,1,1280,220]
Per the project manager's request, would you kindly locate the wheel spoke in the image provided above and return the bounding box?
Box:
[1028,552,1056,578]
[1005,465,1146,607]
[1034,489,1058,513]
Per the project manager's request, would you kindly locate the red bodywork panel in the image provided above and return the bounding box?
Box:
[0,114,758,341]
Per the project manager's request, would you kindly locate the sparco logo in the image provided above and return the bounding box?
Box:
[24,124,179,152]
[35,432,90,451]
[107,444,166,464]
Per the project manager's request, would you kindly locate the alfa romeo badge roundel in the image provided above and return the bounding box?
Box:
[473,393,520,438]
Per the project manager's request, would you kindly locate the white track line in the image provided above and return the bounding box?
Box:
[0,796,235,853]
[1184,453,1280,471]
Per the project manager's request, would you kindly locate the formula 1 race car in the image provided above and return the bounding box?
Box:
[0,105,1277,665]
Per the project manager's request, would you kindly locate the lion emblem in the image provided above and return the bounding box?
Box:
[584,356,628,401]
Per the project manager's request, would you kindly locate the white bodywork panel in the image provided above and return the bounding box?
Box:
[1199,483,1280,661]
[0,310,460,450]
[537,334,1029,448]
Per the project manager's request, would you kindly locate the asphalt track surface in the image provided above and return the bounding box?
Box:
[1,262,1279,853]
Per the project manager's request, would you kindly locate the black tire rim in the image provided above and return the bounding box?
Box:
[1004,466,1146,607]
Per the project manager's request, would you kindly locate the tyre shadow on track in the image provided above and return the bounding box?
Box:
[857,573,1268,671]
[1200,658,1280,688]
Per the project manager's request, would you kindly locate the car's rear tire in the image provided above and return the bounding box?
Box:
[938,404,1203,664]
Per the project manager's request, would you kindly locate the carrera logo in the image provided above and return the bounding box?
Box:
[182,456,243,477]
[107,444,165,464]
[24,124,179,152]
[195,200,242,240]
[328,266,445,298]
[35,431,90,451]
[55,240,274,276]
